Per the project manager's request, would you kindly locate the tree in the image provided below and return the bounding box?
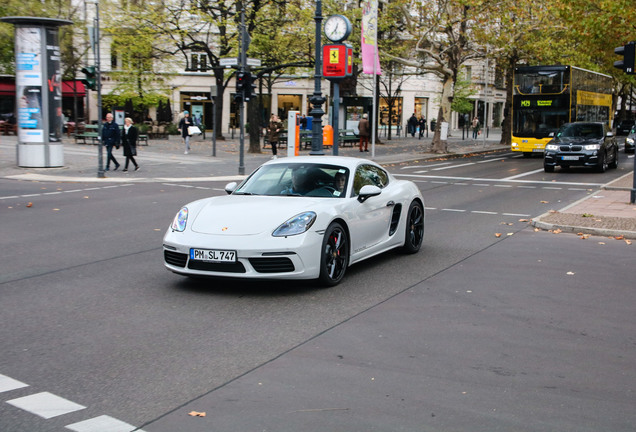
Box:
[389,0,486,153]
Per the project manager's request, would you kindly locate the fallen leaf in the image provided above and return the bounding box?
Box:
[551,228,562,234]
[507,233,514,236]
[26,202,33,208]
[625,240,632,245]
[598,242,605,245]
[566,271,575,275]
[534,228,540,232]
[540,200,549,204]
[188,411,206,417]
[518,219,529,222]
[582,213,594,218]
[580,234,590,239]
[53,208,60,211]
[614,235,624,240]
[495,233,502,238]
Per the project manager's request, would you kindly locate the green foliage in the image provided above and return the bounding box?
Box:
[451,75,476,114]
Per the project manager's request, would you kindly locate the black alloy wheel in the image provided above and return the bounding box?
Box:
[596,152,607,173]
[401,200,424,254]
[318,222,349,286]
[608,148,619,169]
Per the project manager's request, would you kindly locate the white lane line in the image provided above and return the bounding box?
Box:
[502,212,531,217]
[1,184,135,200]
[476,158,505,164]
[414,170,428,173]
[7,392,85,419]
[472,183,490,187]
[0,374,29,393]
[471,210,498,215]
[66,415,146,432]
[393,173,603,187]
[432,162,476,171]
[502,168,545,180]
[518,185,536,189]
[442,208,466,212]
[494,184,513,188]
[542,187,562,190]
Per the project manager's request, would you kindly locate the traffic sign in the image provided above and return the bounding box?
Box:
[246,58,261,67]
[219,58,238,67]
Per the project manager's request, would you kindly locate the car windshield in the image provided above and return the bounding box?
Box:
[557,123,603,138]
[234,163,350,198]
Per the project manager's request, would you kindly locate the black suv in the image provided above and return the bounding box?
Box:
[616,119,635,136]
[544,122,618,173]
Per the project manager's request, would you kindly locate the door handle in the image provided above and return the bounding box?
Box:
[386,201,395,207]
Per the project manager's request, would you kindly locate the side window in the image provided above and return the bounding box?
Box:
[353,165,389,195]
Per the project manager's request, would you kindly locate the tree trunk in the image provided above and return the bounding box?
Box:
[500,60,515,146]
[431,76,453,153]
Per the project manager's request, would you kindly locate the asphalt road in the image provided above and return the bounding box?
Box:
[0,150,634,431]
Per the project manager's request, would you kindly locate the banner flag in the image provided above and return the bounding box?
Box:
[361,0,382,75]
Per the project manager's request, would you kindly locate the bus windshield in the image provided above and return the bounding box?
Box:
[513,108,567,139]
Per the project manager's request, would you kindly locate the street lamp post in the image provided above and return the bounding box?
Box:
[86,0,104,178]
[309,0,325,155]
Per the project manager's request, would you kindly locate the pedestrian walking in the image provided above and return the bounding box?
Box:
[358,113,370,152]
[418,115,427,139]
[408,113,418,137]
[102,113,120,171]
[471,116,481,139]
[267,114,283,158]
[178,111,193,154]
[121,117,139,172]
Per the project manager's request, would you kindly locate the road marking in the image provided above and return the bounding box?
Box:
[0,374,29,393]
[476,158,505,164]
[471,210,498,215]
[65,415,146,432]
[503,168,545,180]
[442,208,466,212]
[393,173,603,187]
[432,162,476,171]
[7,392,85,419]
[0,184,136,201]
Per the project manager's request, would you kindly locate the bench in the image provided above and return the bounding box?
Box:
[338,129,358,147]
[75,132,99,144]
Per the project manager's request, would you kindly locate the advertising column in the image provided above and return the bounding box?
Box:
[1,17,71,167]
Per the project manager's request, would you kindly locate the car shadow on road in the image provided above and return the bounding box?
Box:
[172,276,322,297]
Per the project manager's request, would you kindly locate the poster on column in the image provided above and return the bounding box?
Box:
[46,28,63,142]
[16,26,44,143]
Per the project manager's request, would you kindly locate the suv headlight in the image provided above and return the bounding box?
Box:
[584,144,601,150]
[273,212,316,237]
[626,137,634,145]
[545,144,559,151]
[171,207,189,232]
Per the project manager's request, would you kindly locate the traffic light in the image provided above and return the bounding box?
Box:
[243,72,257,102]
[80,66,98,90]
[614,42,635,75]
[236,71,246,94]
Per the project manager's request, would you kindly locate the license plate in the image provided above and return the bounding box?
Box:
[532,148,543,152]
[190,248,237,263]
[561,156,579,160]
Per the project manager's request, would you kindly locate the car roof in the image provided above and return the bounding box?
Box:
[262,155,381,171]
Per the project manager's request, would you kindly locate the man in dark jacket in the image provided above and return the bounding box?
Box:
[102,113,121,171]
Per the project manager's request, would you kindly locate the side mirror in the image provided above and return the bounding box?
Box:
[225,182,238,194]
[357,185,382,203]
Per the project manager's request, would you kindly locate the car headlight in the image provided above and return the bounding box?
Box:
[272,212,316,237]
[584,144,601,150]
[627,137,634,144]
[171,207,188,232]
[545,144,559,151]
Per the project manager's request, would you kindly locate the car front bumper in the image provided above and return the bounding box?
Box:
[163,229,325,280]
[544,150,600,168]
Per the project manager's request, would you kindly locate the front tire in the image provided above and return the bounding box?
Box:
[608,148,619,169]
[544,164,555,173]
[318,222,349,287]
[401,200,424,254]
[596,152,607,173]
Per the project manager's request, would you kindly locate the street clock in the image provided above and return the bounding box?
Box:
[324,14,352,43]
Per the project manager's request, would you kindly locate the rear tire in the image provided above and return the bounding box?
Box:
[318,222,349,287]
[401,200,424,254]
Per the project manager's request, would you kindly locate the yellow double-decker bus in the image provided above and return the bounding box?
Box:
[511,65,613,156]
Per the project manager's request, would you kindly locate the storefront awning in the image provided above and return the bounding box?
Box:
[62,80,86,97]
[0,79,85,97]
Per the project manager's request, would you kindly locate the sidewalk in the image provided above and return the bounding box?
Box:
[1,129,634,238]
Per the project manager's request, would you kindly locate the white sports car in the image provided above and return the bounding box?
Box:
[163,156,424,286]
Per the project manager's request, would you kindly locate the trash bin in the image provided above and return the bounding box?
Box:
[323,124,333,147]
